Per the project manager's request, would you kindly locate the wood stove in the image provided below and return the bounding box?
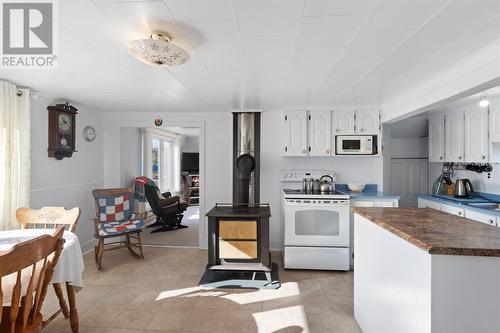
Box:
[201,112,278,288]
[206,203,272,282]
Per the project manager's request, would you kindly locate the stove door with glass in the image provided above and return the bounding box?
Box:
[284,199,349,246]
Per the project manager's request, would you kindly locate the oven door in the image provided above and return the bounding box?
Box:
[284,200,350,247]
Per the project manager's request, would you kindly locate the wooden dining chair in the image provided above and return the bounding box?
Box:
[16,207,80,232]
[0,226,65,333]
[15,207,80,323]
[92,188,145,270]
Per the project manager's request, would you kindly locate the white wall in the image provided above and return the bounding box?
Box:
[120,127,141,187]
[181,136,199,153]
[261,111,384,249]
[30,95,104,253]
[391,138,428,158]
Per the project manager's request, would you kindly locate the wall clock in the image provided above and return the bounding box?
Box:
[47,103,78,160]
[83,126,96,142]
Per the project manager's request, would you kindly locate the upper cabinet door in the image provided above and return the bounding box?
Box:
[332,110,355,135]
[490,98,500,142]
[428,115,445,162]
[309,110,332,156]
[465,106,489,163]
[283,111,308,156]
[356,110,380,134]
[444,111,465,162]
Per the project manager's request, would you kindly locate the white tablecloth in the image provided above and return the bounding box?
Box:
[0,229,85,288]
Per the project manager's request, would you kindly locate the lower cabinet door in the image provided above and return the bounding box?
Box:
[465,209,497,226]
[440,203,464,217]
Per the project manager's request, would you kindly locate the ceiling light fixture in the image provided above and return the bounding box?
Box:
[128,32,189,66]
[479,93,490,108]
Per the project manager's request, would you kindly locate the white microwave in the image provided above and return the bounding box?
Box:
[336,135,377,155]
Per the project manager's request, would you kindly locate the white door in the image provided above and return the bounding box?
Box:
[309,110,332,156]
[332,110,355,135]
[356,110,379,135]
[465,106,489,162]
[283,111,308,156]
[428,115,445,162]
[391,158,428,207]
[284,201,350,247]
[444,111,465,162]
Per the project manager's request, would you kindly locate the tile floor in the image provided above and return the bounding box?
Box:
[43,247,361,333]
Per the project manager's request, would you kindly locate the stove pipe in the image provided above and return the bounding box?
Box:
[233,112,260,204]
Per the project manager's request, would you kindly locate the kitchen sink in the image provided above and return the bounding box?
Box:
[466,202,500,211]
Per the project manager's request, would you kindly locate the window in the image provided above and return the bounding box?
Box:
[143,130,180,193]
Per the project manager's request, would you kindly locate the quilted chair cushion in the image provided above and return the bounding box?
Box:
[98,218,145,236]
[97,193,132,222]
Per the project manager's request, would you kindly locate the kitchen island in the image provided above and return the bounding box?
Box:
[353,208,500,333]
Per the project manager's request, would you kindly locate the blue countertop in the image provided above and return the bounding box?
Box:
[336,184,400,201]
[417,193,500,217]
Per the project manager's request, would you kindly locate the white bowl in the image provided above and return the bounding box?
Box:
[347,183,366,193]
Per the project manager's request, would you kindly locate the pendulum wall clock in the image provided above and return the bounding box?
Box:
[47,103,78,160]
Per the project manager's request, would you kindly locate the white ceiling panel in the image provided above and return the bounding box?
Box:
[303,0,379,17]
[235,0,305,36]
[162,0,236,22]
[322,30,413,99]
[298,15,366,47]
[363,0,449,31]
[2,0,499,112]
[243,36,295,77]
[178,20,246,77]
[57,0,111,25]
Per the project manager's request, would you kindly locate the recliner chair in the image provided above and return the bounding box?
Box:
[144,183,188,233]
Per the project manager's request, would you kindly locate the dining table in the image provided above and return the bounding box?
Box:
[0,228,85,333]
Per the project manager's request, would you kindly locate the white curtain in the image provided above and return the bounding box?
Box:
[0,81,31,230]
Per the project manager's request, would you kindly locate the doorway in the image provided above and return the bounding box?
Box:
[120,126,201,247]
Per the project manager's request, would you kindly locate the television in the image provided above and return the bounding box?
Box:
[182,152,199,173]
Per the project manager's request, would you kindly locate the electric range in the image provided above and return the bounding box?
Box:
[280,169,351,271]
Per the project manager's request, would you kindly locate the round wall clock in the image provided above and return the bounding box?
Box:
[83,126,96,142]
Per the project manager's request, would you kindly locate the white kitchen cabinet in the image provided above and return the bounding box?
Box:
[309,110,332,156]
[440,203,465,217]
[464,106,489,162]
[444,111,465,162]
[332,110,355,135]
[417,198,441,210]
[283,111,308,156]
[428,115,445,162]
[490,98,500,142]
[465,209,497,226]
[355,110,379,135]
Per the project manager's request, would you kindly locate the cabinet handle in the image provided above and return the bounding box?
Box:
[458,211,462,216]
[489,220,494,224]
[336,128,341,133]
[326,149,330,154]
[482,156,486,160]
[440,156,443,160]
[458,156,462,160]
[302,149,306,154]
[360,128,365,132]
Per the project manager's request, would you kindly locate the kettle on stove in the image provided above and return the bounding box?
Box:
[455,179,474,198]
[319,175,334,193]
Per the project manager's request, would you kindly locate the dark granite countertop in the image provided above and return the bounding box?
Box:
[353,207,500,257]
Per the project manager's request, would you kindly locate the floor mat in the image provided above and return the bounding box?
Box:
[199,263,280,289]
